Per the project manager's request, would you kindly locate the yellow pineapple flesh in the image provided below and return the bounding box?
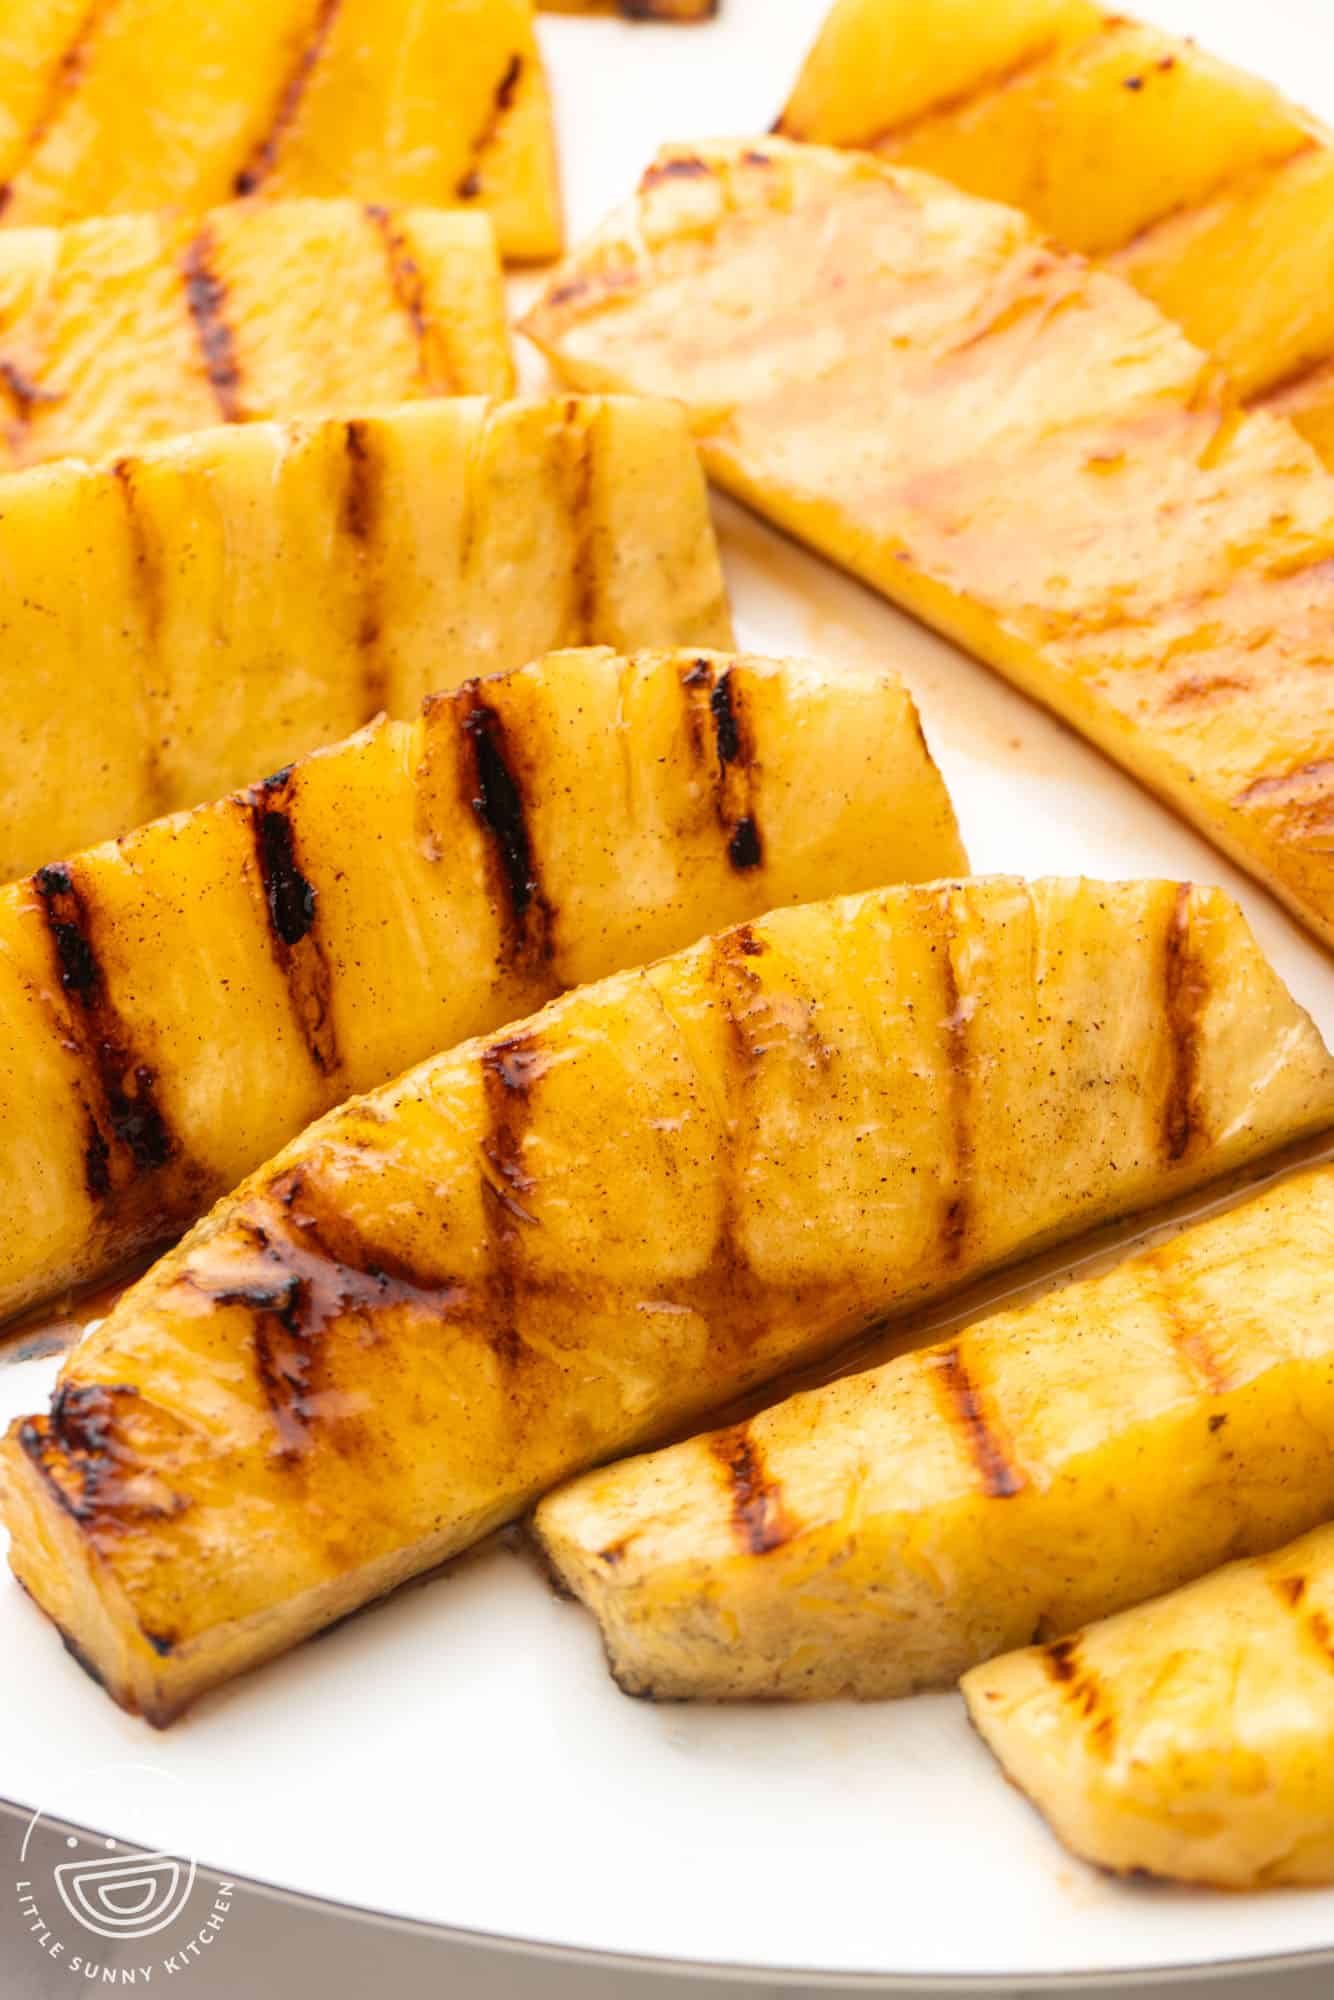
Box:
[524,141,1334,951]
[0,0,562,262]
[779,1,1334,455]
[0,395,733,876]
[0,198,512,468]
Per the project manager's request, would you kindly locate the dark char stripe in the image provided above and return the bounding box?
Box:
[710,1423,794,1556]
[1041,1635,1117,1757]
[932,1342,1024,1499]
[935,894,971,1256]
[455,54,524,202]
[0,0,118,217]
[681,659,765,873]
[342,420,387,717]
[479,1030,546,1368]
[1162,884,1208,1163]
[181,229,244,421]
[364,205,454,392]
[33,863,177,1195]
[457,684,553,970]
[247,768,339,1075]
[233,0,343,197]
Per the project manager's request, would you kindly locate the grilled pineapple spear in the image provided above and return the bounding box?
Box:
[0,645,964,1323]
[0,199,512,469]
[0,395,731,878]
[0,0,561,261]
[779,2,1334,460]
[5,877,1333,1723]
[965,1519,1334,1888]
[536,1165,1334,1701]
[524,142,1334,952]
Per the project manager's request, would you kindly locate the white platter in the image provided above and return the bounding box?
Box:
[3,0,1334,1985]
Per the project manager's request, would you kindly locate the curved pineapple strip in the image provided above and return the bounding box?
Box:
[778,2,1334,455]
[524,142,1334,951]
[0,199,512,470]
[4,877,1334,1723]
[535,1165,1334,1701]
[0,395,732,878]
[0,645,964,1323]
[964,1521,1334,1888]
[0,0,561,263]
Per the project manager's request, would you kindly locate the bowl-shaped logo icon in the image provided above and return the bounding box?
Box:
[53,1849,196,1941]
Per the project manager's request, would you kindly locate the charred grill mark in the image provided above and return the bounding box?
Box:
[364,205,455,393]
[455,54,524,202]
[710,1423,794,1555]
[233,0,343,197]
[641,154,713,188]
[1042,1636,1116,1757]
[33,863,178,1197]
[111,458,167,811]
[935,897,972,1258]
[0,0,117,217]
[19,1382,186,1538]
[1235,756,1334,829]
[203,1202,469,1458]
[620,0,718,14]
[480,1031,546,1366]
[247,769,339,1077]
[1162,672,1250,708]
[680,660,765,872]
[1161,884,1208,1164]
[562,401,599,643]
[181,231,244,422]
[931,1343,1025,1499]
[456,684,553,971]
[1269,1568,1334,1674]
[0,358,60,450]
[342,421,387,718]
[1149,1249,1230,1397]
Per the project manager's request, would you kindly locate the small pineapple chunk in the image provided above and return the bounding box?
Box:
[965,1520,1334,1887]
[535,1165,1334,1700]
[0,199,512,469]
[0,397,732,874]
[0,0,561,261]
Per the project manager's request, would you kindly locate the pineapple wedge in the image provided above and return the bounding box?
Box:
[779,2,1334,451]
[0,0,561,262]
[536,1165,1334,1702]
[0,198,512,470]
[4,876,1334,1723]
[964,1519,1334,1887]
[524,142,1334,951]
[0,645,965,1323]
[0,395,732,878]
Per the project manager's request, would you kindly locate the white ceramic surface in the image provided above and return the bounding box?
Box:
[3,0,1334,1984]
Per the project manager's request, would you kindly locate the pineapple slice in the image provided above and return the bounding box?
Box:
[0,198,512,470]
[524,142,1334,951]
[4,876,1332,1721]
[964,1519,1334,1887]
[536,1164,1334,1701]
[0,0,561,262]
[0,646,965,1323]
[0,395,732,877]
[779,3,1334,451]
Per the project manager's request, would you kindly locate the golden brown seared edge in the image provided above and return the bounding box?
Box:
[0,395,732,875]
[5,876,1334,1723]
[535,1164,1334,1701]
[523,142,1334,951]
[0,0,562,262]
[0,644,962,1324]
[776,1,1334,456]
[965,1518,1334,1887]
[0,199,513,471]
